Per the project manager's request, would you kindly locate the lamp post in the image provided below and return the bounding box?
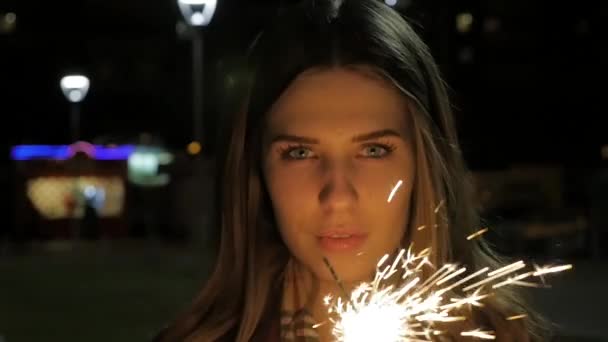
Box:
[177,0,217,146]
[60,74,90,142]
[59,74,90,242]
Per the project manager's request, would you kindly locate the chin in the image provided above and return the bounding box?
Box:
[313,256,375,285]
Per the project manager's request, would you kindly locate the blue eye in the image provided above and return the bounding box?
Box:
[361,144,393,158]
[281,146,315,160]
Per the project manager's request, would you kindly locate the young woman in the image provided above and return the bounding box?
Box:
[156,0,548,340]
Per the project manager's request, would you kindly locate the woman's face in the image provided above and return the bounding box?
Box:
[262,67,416,283]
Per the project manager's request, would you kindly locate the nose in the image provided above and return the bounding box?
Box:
[318,158,358,214]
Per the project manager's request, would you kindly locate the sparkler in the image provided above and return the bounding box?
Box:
[317,181,571,340]
[322,245,572,341]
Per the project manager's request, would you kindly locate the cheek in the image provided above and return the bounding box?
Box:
[362,179,412,228]
[265,166,317,233]
[358,162,414,237]
[358,159,413,205]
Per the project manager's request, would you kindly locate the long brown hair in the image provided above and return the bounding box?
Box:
[156,0,549,340]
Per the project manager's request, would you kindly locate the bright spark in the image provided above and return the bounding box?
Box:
[387,180,404,203]
[533,264,573,276]
[433,200,445,214]
[466,227,489,240]
[461,329,496,339]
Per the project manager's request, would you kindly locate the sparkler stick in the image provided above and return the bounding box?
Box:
[323,256,351,302]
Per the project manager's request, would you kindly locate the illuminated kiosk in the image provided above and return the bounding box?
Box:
[11,142,134,239]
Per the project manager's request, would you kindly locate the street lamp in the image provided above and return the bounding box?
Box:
[177,0,217,147]
[177,0,217,27]
[60,74,90,142]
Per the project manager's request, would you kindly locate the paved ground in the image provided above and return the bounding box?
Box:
[0,240,211,342]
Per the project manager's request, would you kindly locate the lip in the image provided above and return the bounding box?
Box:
[317,227,366,237]
[317,228,368,252]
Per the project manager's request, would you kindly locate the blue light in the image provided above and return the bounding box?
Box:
[95,145,136,160]
[11,145,71,160]
[11,144,136,161]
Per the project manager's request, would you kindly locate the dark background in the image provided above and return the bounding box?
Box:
[1,0,607,341]
[1,0,605,164]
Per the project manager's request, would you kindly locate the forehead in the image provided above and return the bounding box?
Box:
[265,67,410,136]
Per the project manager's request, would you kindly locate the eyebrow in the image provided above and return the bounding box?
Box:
[269,129,403,145]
